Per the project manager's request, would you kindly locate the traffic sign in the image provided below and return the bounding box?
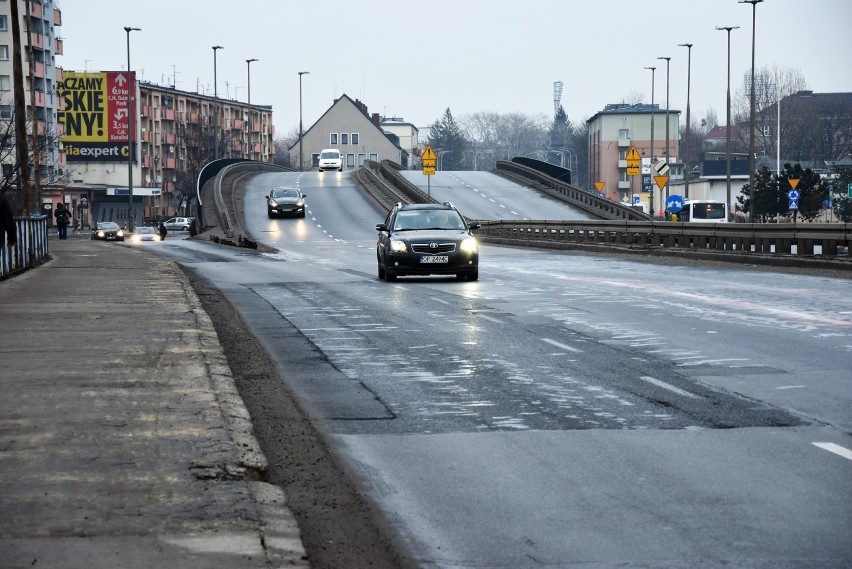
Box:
[626,145,641,176]
[847,183,852,198]
[788,189,799,200]
[788,178,800,189]
[422,145,437,175]
[666,194,684,213]
[653,175,669,190]
[654,161,670,175]
[594,181,605,192]
[789,199,799,211]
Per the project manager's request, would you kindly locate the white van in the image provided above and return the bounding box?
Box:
[318,149,343,172]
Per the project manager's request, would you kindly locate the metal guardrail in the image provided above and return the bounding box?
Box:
[475,219,852,261]
[1,215,49,279]
[209,162,294,237]
[495,160,653,221]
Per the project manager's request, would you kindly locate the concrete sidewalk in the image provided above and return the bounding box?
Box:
[0,238,308,568]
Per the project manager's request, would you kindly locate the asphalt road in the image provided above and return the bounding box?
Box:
[151,170,852,568]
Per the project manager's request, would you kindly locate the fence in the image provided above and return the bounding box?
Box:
[1,215,49,279]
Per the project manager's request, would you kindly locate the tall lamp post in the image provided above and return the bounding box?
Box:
[717,26,739,215]
[246,58,258,160]
[212,45,223,160]
[124,26,140,232]
[657,56,671,204]
[644,65,656,215]
[298,71,309,171]
[740,0,763,222]
[678,43,693,199]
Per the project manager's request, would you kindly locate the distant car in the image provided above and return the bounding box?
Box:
[131,226,162,242]
[267,187,307,218]
[318,148,343,172]
[91,221,125,242]
[163,217,194,231]
[375,202,480,281]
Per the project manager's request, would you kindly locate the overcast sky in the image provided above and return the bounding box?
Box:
[57,0,852,137]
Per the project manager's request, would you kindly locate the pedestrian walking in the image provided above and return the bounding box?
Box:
[158,221,168,241]
[0,191,17,249]
[72,218,81,234]
[54,203,71,240]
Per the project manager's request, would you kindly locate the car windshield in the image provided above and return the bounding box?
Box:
[320,152,338,159]
[98,222,119,230]
[272,189,299,198]
[137,227,155,234]
[393,210,463,231]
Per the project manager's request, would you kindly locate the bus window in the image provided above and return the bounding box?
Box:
[681,201,727,222]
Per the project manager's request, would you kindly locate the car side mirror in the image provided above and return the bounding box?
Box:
[468,222,481,230]
[376,223,388,232]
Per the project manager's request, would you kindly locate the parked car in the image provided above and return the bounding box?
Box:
[318,148,343,172]
[163,217,194,231]
[131,226,162,242]
[375,202,480,281]
[91,221,125,242]
[266,187,307,218]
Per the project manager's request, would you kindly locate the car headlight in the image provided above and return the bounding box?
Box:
[269,200,278,207]
[97,231,105,237]
[132,234,141,242]
[460,237,478,253]
[117,230,125,237]
[389,238,408,253]
[297,200,304,206]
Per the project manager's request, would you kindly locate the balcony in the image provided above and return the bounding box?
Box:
[617,180,631,190]
[142,131,150,143]
[617,160,627,168]
[232,119,243,130]
[55,38,63,55]
[164,157,176,169]
[617,138,631,148]
[32,61,44,78]
[30,1,43,18]
[250,122,261,133]
[55,67,63,81]
[30,32,44,50]
[189,112,199,124]
[162,108,175,121]
[141,104,150,117]
[33,90,46,107]
[231,141,242,152]
[53,8,62,26]
[163,132,175,145]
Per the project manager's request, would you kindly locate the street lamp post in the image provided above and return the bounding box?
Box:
[124,26,140,232]
[657,56,671,204]
[298,71,309,171]
[212,45,223,160]
[246,58,258,160]
[717,26,739,215]
[740,0,764,222]
[644,65,656,216]
[678,43,693,199]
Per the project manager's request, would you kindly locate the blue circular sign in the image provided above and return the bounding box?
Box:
[666,194,684,213]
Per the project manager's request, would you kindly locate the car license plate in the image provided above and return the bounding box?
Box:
[420,255,448,264]
[107,236,116,240]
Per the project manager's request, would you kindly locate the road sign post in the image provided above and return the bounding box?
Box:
[422,145,437,196]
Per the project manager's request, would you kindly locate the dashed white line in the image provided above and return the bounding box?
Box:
[812,442,852,461]
[429,297,451,305]
[541,337,583,353]
[639,376,701,399]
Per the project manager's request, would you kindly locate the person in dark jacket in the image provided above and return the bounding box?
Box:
[158,221,168,241]
[54,203,71,240]
[0,192,17,249]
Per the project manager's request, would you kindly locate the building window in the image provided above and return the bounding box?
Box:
[369,153,378,162]
[0,16,7,32]
[0,75,10,91]
[346,153,355,167]
[619,128,630,141]
[351,133,359,145]
[0,105,10,119]
[0,45,8,60]
[329,133,338,145]
[358,153,366,166]
[341,133,348,145]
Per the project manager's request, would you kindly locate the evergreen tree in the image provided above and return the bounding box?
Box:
[830,168,852,222]
[546,105,572,168]
[737,165,782,222]
[779,162,825,222]
[427,108,467,171]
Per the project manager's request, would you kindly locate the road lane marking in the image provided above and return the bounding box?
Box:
[478,314,502,324]
[812,443,852,461]
[429,297,451,305]
[541,337,583,353]
[639,376,701,399]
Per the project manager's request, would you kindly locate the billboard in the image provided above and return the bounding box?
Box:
[57,71,136,162]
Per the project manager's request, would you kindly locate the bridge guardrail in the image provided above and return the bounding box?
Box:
[474,219,851,264]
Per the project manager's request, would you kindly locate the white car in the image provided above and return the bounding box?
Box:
[163,217,194,231]
[318,149,343,172]
[131,226,162,242]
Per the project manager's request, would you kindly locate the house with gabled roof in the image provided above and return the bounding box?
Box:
[288,94,407,171]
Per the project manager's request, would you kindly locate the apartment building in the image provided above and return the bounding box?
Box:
[0,0,64,214]
[587,103,680,213]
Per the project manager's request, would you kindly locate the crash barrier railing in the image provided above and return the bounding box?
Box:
[495,160,653,221]
[1,215,48,279]
[475,219,852,261]
[356,161,410,212]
